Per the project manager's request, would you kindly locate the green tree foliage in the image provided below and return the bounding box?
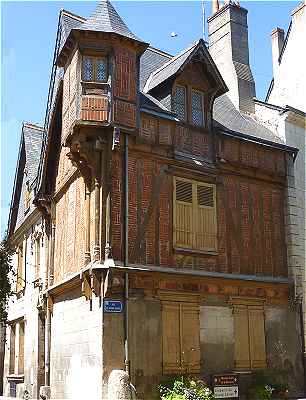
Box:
[0,239,14,322]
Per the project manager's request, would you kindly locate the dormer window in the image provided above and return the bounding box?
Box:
[191,90,204,127]
[82,56,107,83]
[173,85,186,121]
[172,85,205,127]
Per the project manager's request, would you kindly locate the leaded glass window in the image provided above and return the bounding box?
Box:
[191,90,204,126]
[83,57,93,81]
[173,85,186,121]
[96,58,107,82]
[82,57,107,82]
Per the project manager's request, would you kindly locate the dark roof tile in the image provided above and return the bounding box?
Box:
[79,0,144,43]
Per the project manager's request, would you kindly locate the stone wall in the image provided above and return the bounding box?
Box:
[50,287,103,400]
[265,305,304,395]
[200,304,235,374]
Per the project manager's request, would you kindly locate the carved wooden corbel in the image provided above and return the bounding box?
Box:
[81,270,103,299]
[67,135,103,189]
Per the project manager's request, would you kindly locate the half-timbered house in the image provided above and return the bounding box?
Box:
[3,1,304,399]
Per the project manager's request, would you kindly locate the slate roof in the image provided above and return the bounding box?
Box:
[139,43,282,144]
[59,10,85,52]
[8,123,44,235]
[213,95,284,144]
[78,0,144,43]
[143,41,198,92]
[140,47,172,90]
[139,92,176,120]
[23,124,44,185]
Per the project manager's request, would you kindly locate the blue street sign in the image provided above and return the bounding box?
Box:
[104,300,123,313]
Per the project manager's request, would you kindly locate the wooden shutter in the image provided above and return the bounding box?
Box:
[233,304,251,370]
[18,321,25,374]
[162,302,181,374]
[248,306,267,369]
[181,303,201,373]
[174,178,193,248]
[196,183,217,251]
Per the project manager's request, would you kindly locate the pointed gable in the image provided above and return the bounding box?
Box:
[143,39,228,97]
[7,123,43,236]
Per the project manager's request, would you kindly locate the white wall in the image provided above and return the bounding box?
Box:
[268,3,306,111]
[50,287,103,400]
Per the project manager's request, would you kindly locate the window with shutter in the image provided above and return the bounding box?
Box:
[162,302,181,374]
[9,325,16,374]
[181,303,201,373]
[173,177,217,252]
[162,298,200,374]
[18,321,25,375]
[9,320,25,376]
[232,299,267,371]
[174,179,193,248]
[248,306,267,369]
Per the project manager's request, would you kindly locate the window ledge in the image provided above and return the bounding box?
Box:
[81,81,109,86]
[174,247,218,256]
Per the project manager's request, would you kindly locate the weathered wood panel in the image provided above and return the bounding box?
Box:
[55,146,76,193]
[62,50,79,142]
[54,176,85,283]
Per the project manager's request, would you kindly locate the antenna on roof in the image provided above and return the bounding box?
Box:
[201,0,206,42]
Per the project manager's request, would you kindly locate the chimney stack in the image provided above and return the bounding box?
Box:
[212,0,220,15]
[208,3,256,113]
[271,28,284,77]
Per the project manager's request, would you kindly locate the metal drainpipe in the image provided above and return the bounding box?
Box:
[45,215,55,387]
[299,301,306,396]
[123,133,130,375]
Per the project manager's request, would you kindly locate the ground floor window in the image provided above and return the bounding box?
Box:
[232,298,267,370]
[161,294,200,374]
[8,319,25,376]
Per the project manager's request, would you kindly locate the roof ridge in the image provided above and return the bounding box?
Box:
[23,122,44,131]
[143,40,200,93]
[60,9,86,23]
[148,40,199,79]
[147,46,173,58]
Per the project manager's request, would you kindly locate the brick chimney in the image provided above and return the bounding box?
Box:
[208,3,256,113]
[271,28,284,77]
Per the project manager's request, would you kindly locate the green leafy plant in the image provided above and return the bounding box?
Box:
[0,238,14,322]
[248,384,273,400]
[247,372,290,400]
[159,376,215,400]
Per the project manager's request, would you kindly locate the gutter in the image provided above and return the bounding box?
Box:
[42,260,289,298]
[216,125,299,160]
[123,133,130,375]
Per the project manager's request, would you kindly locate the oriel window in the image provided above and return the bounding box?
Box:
[82,56,107,83]
[191,90,204,126]
[173,85,186,121]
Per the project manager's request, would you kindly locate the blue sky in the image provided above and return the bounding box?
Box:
[0,0,299,237]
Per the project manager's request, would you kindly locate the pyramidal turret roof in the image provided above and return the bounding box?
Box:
[79,0,143,43]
